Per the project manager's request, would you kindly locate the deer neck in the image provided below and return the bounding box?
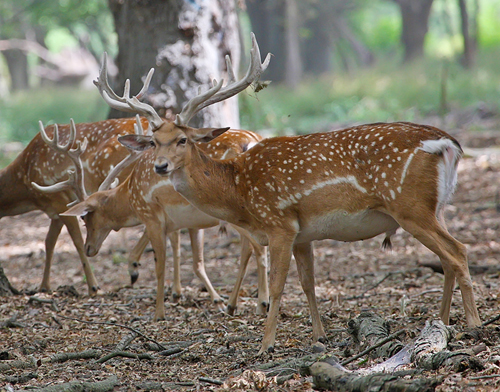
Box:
[170,144,244,223]
[104,179,140,228]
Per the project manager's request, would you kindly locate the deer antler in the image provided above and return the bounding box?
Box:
[94,52,163,133]
[98,115,145,191]
[174,32,271,126]
[32,119,88,205]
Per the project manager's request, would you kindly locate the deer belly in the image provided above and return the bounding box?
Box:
[164,204,220,230]
[296,209,399,243]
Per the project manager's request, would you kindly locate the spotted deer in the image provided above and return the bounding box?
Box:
[60,123,269,320]
[0,114,155,294]
[113,39,480,353]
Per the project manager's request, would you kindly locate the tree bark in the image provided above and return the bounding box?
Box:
[2,48,29,91]
[458,0,478,68]
[108,0,241,128]
[0,263,19,296]
[393,0,435,62]
[284,0,302,89]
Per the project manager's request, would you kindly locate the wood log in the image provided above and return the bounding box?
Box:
[348,311,405,359]
[310,319,483,391]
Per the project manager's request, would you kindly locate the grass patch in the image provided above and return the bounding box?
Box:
[0,86,109,145]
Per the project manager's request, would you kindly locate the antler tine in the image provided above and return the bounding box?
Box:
[98,115,145,192]
[174,79,224,126]
[225,55,236,84]
[174,32,271,126]
[94,52,164,131]
[39,121,75,153]
[33,119,88,204]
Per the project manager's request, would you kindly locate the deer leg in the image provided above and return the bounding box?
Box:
[226,235,252,315]
[146,224,167,321]
[293,241,326,343]
[188,229,224,310]
[259,230,296,355]
[398,215,481,327]
[60,216,99,295]
[39,218,64,292]
[168,230,181,302]
[252,241,269,316]
[128,231,149,285]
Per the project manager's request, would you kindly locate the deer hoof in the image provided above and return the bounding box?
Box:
[130,271,139,285]
[172,292,181,303]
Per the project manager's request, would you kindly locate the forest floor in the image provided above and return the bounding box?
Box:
[1,114,500,391]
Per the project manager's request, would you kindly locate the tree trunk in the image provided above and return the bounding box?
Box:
[3,49,29,91]
[0,263,19,296]
[458,0,478,68]
[393,0,434,62]
[246,0,286,83]
[284,0,302,89]
[108,0,241,128]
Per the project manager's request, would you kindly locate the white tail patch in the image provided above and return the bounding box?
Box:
[421,138,462,213]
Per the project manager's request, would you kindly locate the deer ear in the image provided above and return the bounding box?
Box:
[194,127,231,143]
[61,202,94,217]
[118,135,153,151]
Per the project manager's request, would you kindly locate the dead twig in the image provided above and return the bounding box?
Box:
[482,314,500,327]
[28,295,59,311]
[199,377,224,386]
[96,351,153,364]
[57,314,166,350]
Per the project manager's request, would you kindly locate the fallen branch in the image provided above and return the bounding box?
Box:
[39,349,101,365]
[199,377,223,386]
[347,311,405,360]
[96,351,153,364]
[0,358,37,372]
[57,314,166,350]
[341,329,407,366]
[0,312,26,328]
[4,371,38,384]
[27,374,118,392]
[28,296,59,312]
[115,331,138,351]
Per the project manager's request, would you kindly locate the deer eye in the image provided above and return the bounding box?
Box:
[177,138,187,146]
[149,140,156,147]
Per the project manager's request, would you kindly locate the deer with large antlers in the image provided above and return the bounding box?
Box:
[59,36,272,320]
[0,114,156,294]
[115,35,481,353]
[61,123,269,319]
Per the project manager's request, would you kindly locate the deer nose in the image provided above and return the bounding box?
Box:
[155,161,169,174]
[85,244,98,257]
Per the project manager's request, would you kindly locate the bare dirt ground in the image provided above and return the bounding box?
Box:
[1,118,500,391]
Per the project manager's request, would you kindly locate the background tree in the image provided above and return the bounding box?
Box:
[458,0,479,68]
[392,0,435,62]
[108,0,241,128]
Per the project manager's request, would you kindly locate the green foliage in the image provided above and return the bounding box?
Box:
[240,50,500,135]
[0,86,109,144]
